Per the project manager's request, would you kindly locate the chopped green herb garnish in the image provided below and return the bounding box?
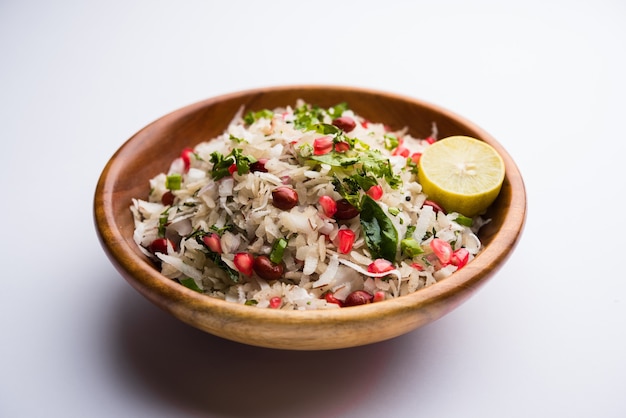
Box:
[191,232,240,283]
[310,152,360,167]
[360,150,402,189]
[292,102,349,131]
[209,148,257,180]
[293,103,326,130]
[308,148,401,206]
[332,175,361,208]
[158,208,170,237]
[384,134,399,150]
[229,134,246,144]
[406,155,419,174]
[244,109,274,125]
[328,102,348,119]
[209,224,233,235]
[455,215,474,227]
[270,238,288,264]
[312,123,342,135]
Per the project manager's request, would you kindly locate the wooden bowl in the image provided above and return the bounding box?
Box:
[94,85,526,350]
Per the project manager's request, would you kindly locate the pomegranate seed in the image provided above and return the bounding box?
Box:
[233,252,254,275]
[161,191,175,206]
[313,136,333,155]
[361,120,370,128]
[202,233,222,254]
[366,184,383,200]
[373,291,385,303]
[324,292,343,307]
[411,262,424,271]
[336,229,356,254]
[269,296,282,309]
[334,141,350,152]
[180,148,194,172]
[430,238,453,265]
[367,259,394,274]
[319,195,337,217]
[344,290,373,307]
[332,116,356,132]
[228,163,238,175]
[250,158,268,173]
[392,145,410,157]
[451,248,470,269]
[425,136,436,144]
[148,238,175,254]
[410,152,422,164]
[423,199,446,214]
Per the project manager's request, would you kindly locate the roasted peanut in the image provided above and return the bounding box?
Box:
[272,186,298,210]
[253,255,285,280]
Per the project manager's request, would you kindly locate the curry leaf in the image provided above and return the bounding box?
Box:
[359,195,398,262]
[179,277,203,292]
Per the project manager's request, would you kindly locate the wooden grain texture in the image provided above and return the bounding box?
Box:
[94,85,526,350]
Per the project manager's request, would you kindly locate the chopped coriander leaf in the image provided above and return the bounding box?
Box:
[455,215,474,227]
[306,146,401,190]
[310,152,360,167]
[350,173,378,192]
[332,175,362,208]
[293,103,326,130]
[209,151,230,180]
[209,149,257,180]
[348,137,371,151]
[328,102,349,118]
[209,224,233,235]
[245,299,258,306]
[388,207,400,216]
[360,150,402,189]
[229,134,246,144]
[193,233,240,282]
[158,208,169,237]
[313,123,342,135]
[244,109,274,125]
[292,102,350,131]
[406,156,419,174]
[186,228,205,240]
[384,134,399,150]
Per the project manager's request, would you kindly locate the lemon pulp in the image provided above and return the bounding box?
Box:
[417,135,505,217]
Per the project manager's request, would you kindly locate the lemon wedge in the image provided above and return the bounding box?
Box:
[417,135,505,217]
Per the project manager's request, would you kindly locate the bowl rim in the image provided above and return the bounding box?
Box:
[94,84,526,330]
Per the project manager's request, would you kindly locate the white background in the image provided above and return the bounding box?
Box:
[2,1,625,417]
